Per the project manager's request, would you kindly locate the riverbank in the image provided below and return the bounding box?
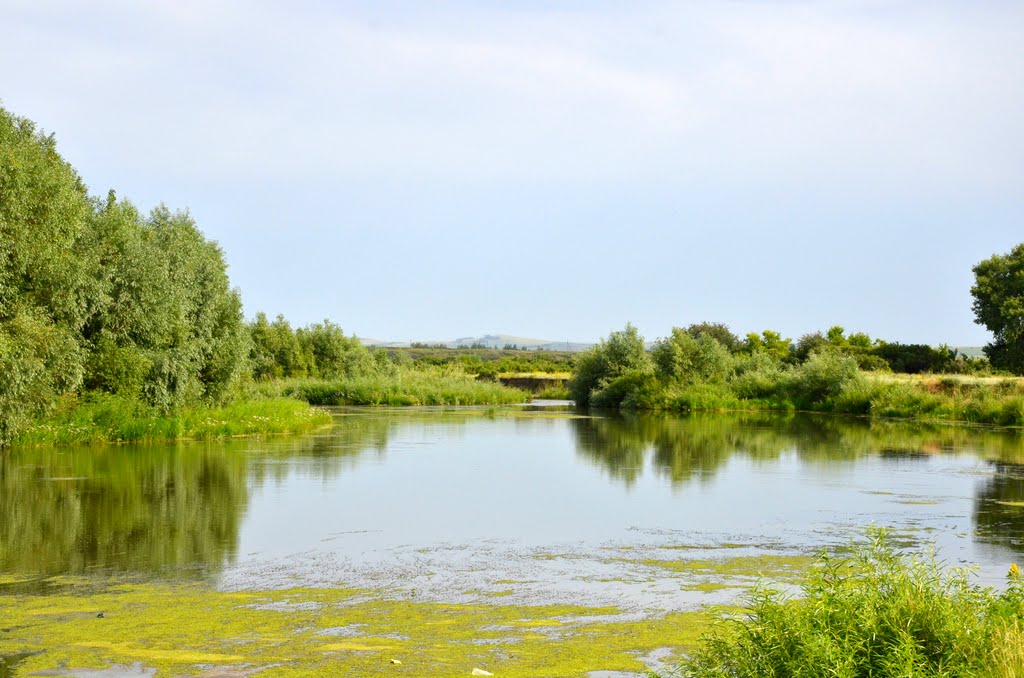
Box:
[11,368,529,447]
[581,350,1024,427]
[258,367,529,406]
[641,373,1024,426]
[13,395,334,447]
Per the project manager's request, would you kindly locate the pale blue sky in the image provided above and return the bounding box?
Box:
[3,1,1022,345]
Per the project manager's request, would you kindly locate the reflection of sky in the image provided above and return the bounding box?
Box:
[235,414,1019,587]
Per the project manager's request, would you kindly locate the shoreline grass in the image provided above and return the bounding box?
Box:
[14,394,333,447]
[591,367,1024,428]
[265,367,529,407]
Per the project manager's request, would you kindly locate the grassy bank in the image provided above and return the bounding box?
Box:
[571,325,1024,427]
[582,348,1024,427]
[674,530,1024,677]
[12,366,527,447]
[14,394,333,447]
[263,367,529,406]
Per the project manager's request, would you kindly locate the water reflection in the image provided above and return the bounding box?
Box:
[975,464,1024,553]
[0,413,396,577]
[3,409,1024,579]
[572,413,1024,487]
[0,444,248,576]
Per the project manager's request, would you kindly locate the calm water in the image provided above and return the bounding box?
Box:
[4,405,1024,602]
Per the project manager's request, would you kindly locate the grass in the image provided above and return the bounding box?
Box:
[673,529,1024,678]
[14,393,333,446]
[594,363,1024,427]
[267,367,529,407]
[12,366,527,448]
[837,373,1024,426]
[533,384,572,399]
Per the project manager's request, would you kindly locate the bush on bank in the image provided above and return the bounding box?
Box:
[675,530,1024,678]
[572,326,1024,426]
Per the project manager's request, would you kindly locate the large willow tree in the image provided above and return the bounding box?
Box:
[0,106,248,443]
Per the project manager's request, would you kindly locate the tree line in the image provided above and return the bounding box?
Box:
[0,106,378,444]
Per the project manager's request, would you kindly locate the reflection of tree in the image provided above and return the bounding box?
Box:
[571,412,1024,488]
[0,413,403,577]
[974,463,1024,555]
[0,443,248,576]
[572,414,797,486]
[571,414,650,485]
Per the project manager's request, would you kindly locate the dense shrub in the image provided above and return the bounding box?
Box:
[730,352,787,401]
[677,529,1024,678]
[786,351,863,407]
[569,324,652,406]
[873,342,958,374]
[590,371,660,409]
[653,329,733,384]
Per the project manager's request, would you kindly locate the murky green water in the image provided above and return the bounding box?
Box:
[3,405,1024,592]
[5,406,1024,675]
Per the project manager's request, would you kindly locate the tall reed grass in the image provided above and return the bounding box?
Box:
[269,366,528,407]
[15,394,332,446]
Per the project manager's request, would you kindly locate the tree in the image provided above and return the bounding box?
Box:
[743,330,792,362]
[972,244,1024,374]
[0,107,92,441]
[686,322,741,353]
[653,329,732,384]
[568,323,651,406]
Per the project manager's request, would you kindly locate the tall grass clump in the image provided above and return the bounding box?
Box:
[676,529,1024,678]
[14,393,333,446]
[281,365,528,407]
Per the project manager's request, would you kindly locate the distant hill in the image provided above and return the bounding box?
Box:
[359,334,593,352]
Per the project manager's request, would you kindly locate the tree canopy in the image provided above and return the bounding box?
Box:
[972,243,1024,374]
[0,106,248,442]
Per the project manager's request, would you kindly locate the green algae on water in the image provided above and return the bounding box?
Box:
[0,581,716,677]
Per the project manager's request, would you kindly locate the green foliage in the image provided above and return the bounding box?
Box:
[0,310,84,443]
[14,393,332,446]
[0,106,250,440]
[785,351,863,407]
[569,323,652,406]
[730,352,787,401]
[0,108,92,442]
[793,332,829,362]
[573,325,1024,425]
[677,529,1024,678]
[83,336,152,397]
[742,330,792,362]
[249,312,308,379]
[653,329,733,384]
[590,371,661,409]
[296,320,372,379]
[278,366,528,407]
[873,342,958,374]
[388,347,575,378]
[973,243,1024,374]
[686,322,742,353]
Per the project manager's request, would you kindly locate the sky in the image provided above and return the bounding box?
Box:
[3,0,1022,345]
